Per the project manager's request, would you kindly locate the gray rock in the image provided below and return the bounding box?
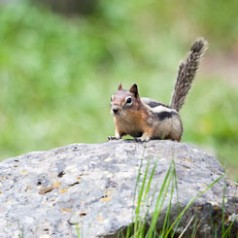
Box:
[0,140,237,237]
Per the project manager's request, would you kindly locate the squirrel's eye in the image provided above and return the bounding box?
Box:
[126,96,132,104]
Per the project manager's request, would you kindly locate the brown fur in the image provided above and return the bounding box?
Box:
[110,84,182,141]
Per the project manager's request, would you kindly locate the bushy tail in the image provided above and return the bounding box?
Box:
[170,38,207,112]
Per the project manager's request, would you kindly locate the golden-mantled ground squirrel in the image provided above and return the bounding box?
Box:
[108,38,207,142]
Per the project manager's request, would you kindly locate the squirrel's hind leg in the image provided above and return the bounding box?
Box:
[135,132,151,142]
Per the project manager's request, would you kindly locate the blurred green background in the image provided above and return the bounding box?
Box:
[0,0,238,180]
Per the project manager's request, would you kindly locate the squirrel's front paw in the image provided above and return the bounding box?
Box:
[134,138,144,143]
[135,135,150,142]
[107,136,120,141]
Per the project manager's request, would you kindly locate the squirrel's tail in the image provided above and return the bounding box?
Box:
[170,38,207,112]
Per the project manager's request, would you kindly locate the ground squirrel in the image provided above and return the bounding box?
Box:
[108,38,207,142]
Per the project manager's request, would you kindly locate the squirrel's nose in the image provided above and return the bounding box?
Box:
[111,105,119,114]
[113,108,119,114]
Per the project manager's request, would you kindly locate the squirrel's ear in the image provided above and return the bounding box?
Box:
[129,84,139,98]
[118,84,123,90]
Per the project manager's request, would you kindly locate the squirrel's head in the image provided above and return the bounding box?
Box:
[110,84,141,116]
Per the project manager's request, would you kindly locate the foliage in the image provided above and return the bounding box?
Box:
[0,1,237,179]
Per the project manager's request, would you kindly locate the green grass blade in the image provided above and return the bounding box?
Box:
[164,175,224,237]
[146,162,175,237]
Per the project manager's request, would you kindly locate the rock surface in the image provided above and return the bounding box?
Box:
[0,140,237,237]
